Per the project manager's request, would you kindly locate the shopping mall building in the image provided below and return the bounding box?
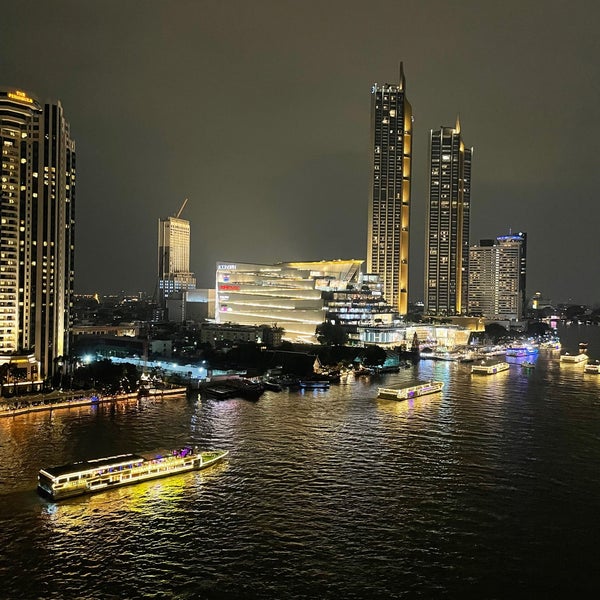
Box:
[215,260,471,349]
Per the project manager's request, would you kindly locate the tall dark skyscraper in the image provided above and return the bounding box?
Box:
[367,63,413,316]
[424,119,472,316]
[0,89,75,380]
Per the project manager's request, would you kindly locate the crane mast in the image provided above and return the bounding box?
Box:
[175,198,188,219]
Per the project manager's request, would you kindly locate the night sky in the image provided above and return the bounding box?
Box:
[2,0,599,305]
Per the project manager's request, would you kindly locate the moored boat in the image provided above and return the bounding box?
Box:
[521,361,536,369]
[37,446,228,501]
[299,379,330,390]
[584,361,600,374]
[471,361,510,375]
[378,380,444,400]
[262,378,283,392]
[199,377,265,401]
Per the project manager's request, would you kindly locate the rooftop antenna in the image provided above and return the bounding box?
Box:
[175,197,188,219]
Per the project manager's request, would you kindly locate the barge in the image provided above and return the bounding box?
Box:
[471,361,510,375]
[378,380,444,400]
[559,353,588,364]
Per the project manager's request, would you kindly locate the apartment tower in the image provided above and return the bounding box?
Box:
[424,119,472,316]
[0,88,75,379]
[367,63,413,316]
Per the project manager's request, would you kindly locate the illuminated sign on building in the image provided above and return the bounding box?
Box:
[218,264,237,271]
[219,284,240,291]
[7,90,34,104]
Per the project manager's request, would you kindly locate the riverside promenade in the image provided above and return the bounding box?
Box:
[0,387,187,418]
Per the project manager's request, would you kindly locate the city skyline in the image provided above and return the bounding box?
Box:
[2,1,599,305]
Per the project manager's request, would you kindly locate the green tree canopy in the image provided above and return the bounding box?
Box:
[316,322,348,346]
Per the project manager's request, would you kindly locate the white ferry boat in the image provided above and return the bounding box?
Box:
[378,381,444,400]
[471,361,510,375]
[38,446,228,501]
[559,353,588,364]
[584,362,600,374]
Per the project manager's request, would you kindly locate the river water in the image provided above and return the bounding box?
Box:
[1,325,600,599]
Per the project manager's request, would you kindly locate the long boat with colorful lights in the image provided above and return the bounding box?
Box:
[378,380,444,400]
[37,446,228,501]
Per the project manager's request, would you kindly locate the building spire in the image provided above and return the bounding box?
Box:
[399,61,406,91]
[455,114,461,134]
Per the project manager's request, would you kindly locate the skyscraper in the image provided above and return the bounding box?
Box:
[468,232,527,320]
[367,63,413,316]
[0,88,75,380]
[424,119,472,316]
[158,199,196,307]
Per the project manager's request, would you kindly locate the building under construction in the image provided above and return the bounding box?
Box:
[158,198,196,308]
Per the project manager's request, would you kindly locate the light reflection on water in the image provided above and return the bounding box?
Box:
[1,327,600,597]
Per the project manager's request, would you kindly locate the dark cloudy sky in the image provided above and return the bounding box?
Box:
[2,0,599,304]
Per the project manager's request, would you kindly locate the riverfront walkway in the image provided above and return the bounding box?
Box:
[0,387,187,418]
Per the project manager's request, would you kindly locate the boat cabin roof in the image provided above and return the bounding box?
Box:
[40,446,196,478]
[41,453,143,478]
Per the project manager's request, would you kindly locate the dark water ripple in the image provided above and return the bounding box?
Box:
[2,327,600,597]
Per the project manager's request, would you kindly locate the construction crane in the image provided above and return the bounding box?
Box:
[175,198,188,219]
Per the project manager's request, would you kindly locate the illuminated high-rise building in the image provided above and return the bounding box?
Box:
[158,199,196,307]
[367,63,413,316]
[424,119,472,316]
[0,88,76,381]
[468,232,527,320]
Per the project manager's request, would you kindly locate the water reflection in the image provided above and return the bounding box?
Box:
[3,332,600,597]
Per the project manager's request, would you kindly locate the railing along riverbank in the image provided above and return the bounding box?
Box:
[0,387,188,418]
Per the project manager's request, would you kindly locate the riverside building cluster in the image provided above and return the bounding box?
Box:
[0,65,531,385]
[203,63,527,345]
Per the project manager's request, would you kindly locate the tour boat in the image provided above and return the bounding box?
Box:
[471,361,510,375]
[37,446,228,501]
[378,380,444,400]
[521,361,536,369]
[584,362,600,374]
[559,353,588,364]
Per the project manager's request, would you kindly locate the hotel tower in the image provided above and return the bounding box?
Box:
[424,119,473,316]
[468,232,527,320]
[367,63,413,316]
[0,88,76,381]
